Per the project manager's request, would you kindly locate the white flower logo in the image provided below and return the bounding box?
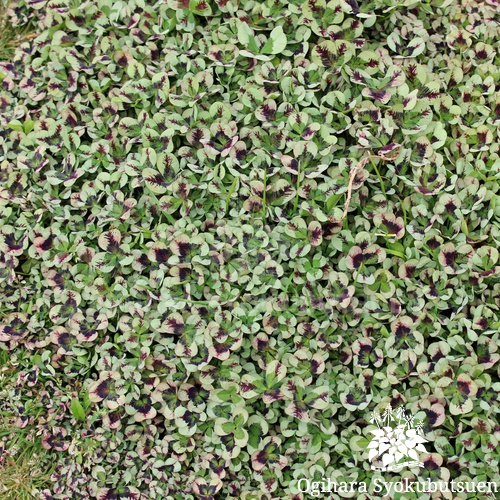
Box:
[367,405,428,471]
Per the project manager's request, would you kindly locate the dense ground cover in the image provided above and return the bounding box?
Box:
[1,0,500,498]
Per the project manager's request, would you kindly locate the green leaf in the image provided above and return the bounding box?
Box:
[217,389,233,401]
[222,421,235,433]
[143,168,168,194]
[248,423,262,448]
[82,391,92,410]
[248,36,260,54]
[234,427,246,440]
[261,26,287,55]
[238,22,273,55]
[383,241,405,257]
[237,22,253,46]
[70,398,86,421]
[7,120,24,132]
[24,120,36,135]
[311,432,322,451]
[326,193,343,211]
[189,0,212,15]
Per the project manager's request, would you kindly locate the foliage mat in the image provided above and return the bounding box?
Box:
[1,0,500,498]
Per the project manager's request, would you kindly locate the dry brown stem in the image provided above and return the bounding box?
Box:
[337,147,401,224]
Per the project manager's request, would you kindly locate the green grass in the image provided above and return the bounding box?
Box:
[0,433,56,499]
[0,0,47,488]
[0,351,56,499]
[0,0,37,61]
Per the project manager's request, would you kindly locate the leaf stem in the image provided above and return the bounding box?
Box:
[370,157,387,200]
[397,196,408,228]
[352,262,364,287]
[293,162,302,215]
[225,175,238,213]
[262,167,267,223]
